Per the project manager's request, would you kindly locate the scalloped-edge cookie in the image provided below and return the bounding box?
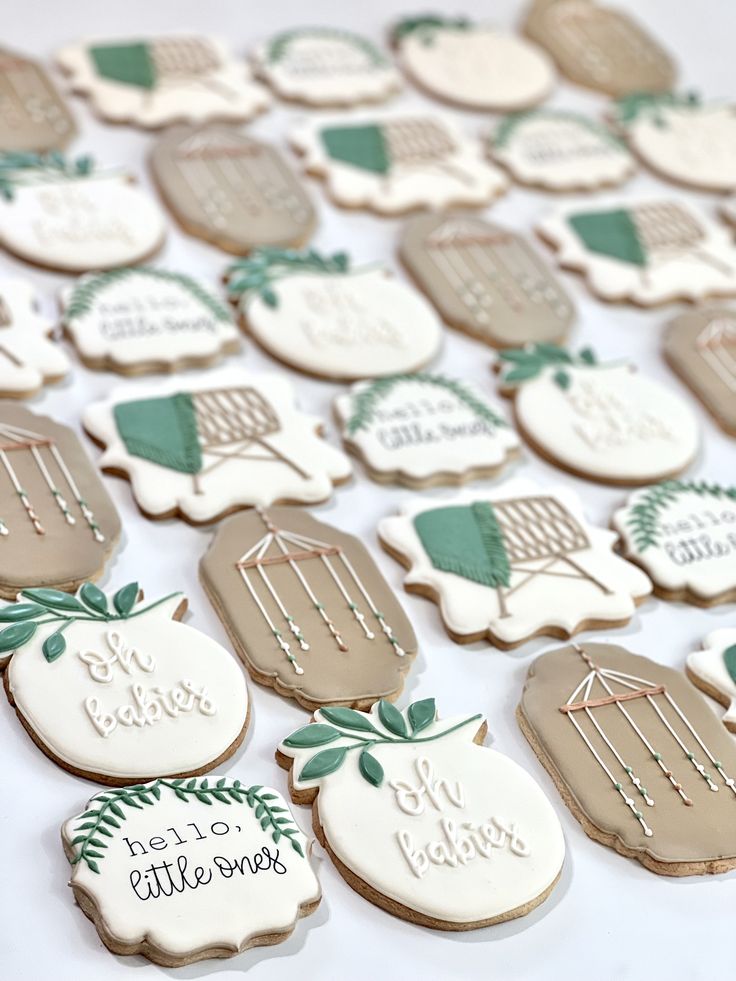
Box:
[686,630,736,733]
[0,278,69,398]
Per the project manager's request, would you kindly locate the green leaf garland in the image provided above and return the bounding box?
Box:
[266,28,388,67]
[0,151,95,201]
[623,480,736,552]
[225,248,350,310]
[498,343,599,389]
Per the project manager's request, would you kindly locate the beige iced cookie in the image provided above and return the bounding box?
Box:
[63,775,319,966]
[400,212,574,348]
[686,630,736,733]
[201,507,417,711]
[663,306,736,437]
[252,28,400,106]
[60,267,240,375]
[277,697,564,929]
[150,124,316,254]
[518,641,736,875]
[0,48,76,151]
[0,404,120,599]
[523,0,676,97]
[378,477,652,648]
[56,35,269,128]
[334,373,520,488]
[0,278,69,397]
[291,113,508,215]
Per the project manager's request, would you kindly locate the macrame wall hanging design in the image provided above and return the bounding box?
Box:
[88,38,232,98]
[696,315,736,391]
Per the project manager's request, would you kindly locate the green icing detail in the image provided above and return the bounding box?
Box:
[89,42,156,90]
[414,502,511,588]
[623,480,736,552]
[498,343,598,388]
[391,15,472,45]
[266,28,388,66]
[284,698,481,788]
[113,392,201,474]
[225,247,350,308]
[723,645,736,686]
[0,151,94,200]
[569,209,646,267]
[345,373,507,435]
[614,91,701,127]
[493,110,625,150]
[321,124,389,174]
[69,778,304,874]
[65,267,232,325]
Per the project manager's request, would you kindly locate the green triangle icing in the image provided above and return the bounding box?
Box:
[89,42,156,90]
[568,209,646,267]
[320,124,389,174]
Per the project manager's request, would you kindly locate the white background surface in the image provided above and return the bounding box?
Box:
[0,2,734,979]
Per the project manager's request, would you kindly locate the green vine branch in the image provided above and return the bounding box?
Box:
[613,91,701,128]
[391,16,472,45]
[498,343,598,389]
[624,480,736,551]
[493,110,625,151]
[0,151,95,200]
[225,248,350,309]
[267,28,388,66]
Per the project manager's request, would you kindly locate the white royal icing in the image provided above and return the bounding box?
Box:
[6,593,248,779]
[62,778,319,960]
[686,629,736,728]
[279,703,564,924]
[378,478,652,646]
[0,278,69,395]
[512,363,698,483]
[83,369,352,523]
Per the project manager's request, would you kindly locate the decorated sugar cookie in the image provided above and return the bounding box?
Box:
[63,776,319,967]
[523,0,676,98]
[2,583,249,783]
[201,507,417,711]
[519,641,736,875]
[0,405,120,600]
[0,152,165,272]
[663,307,736,437]
[612,480,736,607]
[150,125,315,255]
[612,93,736,193]
[537,199,736,305]
[225,249,442,379]
[334,374,520,488]
[490,110,635,191]
[0,278,69,397]
[0,47,76,152]
[278,698,564,928]
[56,36,269,128]
[686,630,736,733]
[60,267,239,375]
[83,370,352,524]
[252,28,400,106]
[291,114,507,215]
[722,195,736,230]
[399,213,574,348]
[391,16,554,111]
[497,345,698,485]
[378,478,652,648]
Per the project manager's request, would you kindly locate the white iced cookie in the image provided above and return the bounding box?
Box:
[252,27,400,106]
[0,278,69,397]
[497,345,698,485]
[225,249,442,379]
[378,478,652,648]
[60,267,239,375]
[83,368,352,524]
[686,630,736,732]
[537,197,736,305]
[278,698,564,928]
[490,110,635,191]
[391,16,554,110]
[334,373,520,487]
[291,113,508,214]
[63,776,319,967]
[1,583,249,782]
[56,36,269,128]
[0,153,165,272]
[722,196,736,230]
[612,93,736,192]
[612,480,736,606]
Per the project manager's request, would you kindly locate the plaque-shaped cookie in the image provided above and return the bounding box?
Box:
[686,630,736,734]
[518,642,736,875]
[400,213,574,348]
[524,0,676,97]
[663,307,736,437]
[0,404,120,599]
[201,507,417,711]
[151,124,316,254]
[0,47,76,152]
[0,278,69,398]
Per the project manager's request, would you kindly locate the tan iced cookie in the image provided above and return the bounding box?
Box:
[150,124,316,254]
[0,48,76,152]
[200,507,417,712]
[518,641,736,875]
[400,212,574,348]
[686,630,736,733]
[0,278,69,398]
[663,306,736,437]
[0,404,120,599]
[523,0,676,97]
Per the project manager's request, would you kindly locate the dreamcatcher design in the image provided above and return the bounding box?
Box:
[696,315,736,392]
[235,508,405,675]
[0,422,103,540]
[560,644,736,837]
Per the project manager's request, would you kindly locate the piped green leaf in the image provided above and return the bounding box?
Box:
[282,724,342,748]
[113,582,139,616]
[299,746,347,781]
[377,700,407,738]
[0,620,37,653]
[42,631,66,663]
[0,603,44,622]
[80,582,108,615]
[21,588,84,612]
[408,698,436,734]
[359,749,384,787]
[319,707,379,733]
